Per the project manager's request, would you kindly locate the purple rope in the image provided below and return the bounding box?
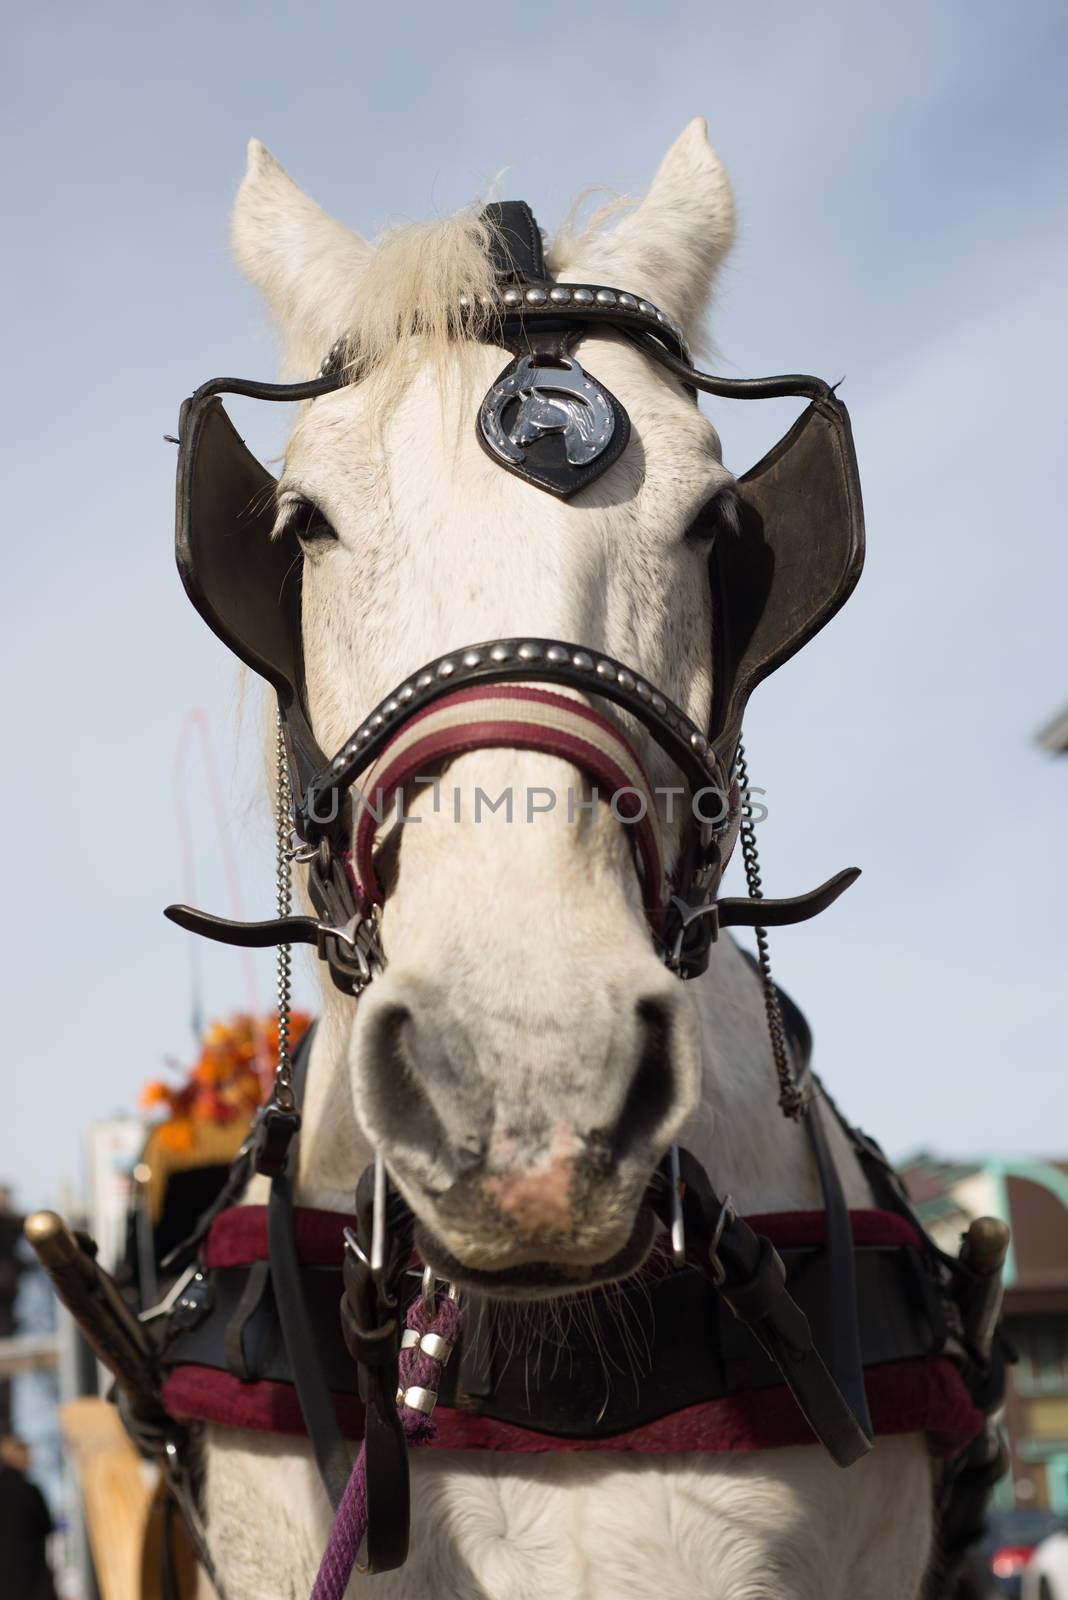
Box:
[310,1291,463,1599]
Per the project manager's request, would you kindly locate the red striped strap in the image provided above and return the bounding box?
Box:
[352,685,667,920]
[202,1203,926,1270]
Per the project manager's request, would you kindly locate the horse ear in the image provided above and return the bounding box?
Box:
[551,118,735,338]
[232,139,372,377]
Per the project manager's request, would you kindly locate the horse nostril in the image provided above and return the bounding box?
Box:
[359,1003,450,1182]
[609,998,677,1166]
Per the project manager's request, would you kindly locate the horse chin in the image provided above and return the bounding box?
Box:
[413,1205,657,1302]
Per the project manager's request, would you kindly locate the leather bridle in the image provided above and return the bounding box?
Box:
[167,204,866,1161]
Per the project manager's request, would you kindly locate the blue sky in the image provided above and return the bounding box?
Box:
[4,1,1066,1210]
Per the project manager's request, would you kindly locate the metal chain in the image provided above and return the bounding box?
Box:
[273,708,295,1109]
[735,741,807,1121]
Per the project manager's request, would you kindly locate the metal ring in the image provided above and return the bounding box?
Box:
[398,1385,437,1416]
[708,1194,736,1289]
[342,1225,369,1269]
[419,1331,454,1365]
[420,1264,437,1315]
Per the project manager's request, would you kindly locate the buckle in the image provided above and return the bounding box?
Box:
[707,1194,737,1288]
[251,1095,301,1177]
[664,897,719,979]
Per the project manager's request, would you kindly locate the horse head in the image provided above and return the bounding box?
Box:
[231,120,738,1291]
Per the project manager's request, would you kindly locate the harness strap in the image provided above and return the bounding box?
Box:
[222,1257,270,1381]
[338,1165,415,1572]
[159,1142,254,1275]
[482,201,546,283]
[665,1147,871,1468]
[264,1025,355,1508]
[804,1095,874,1445]
[163,1217,961,1433]
[744,954,873,1448]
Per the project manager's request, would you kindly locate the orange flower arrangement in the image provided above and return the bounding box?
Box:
[141,1012,312,1152]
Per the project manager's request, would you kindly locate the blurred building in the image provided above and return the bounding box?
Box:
[901,1154,1068,1514]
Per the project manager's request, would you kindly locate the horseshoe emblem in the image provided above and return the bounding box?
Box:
[477,353,630,497]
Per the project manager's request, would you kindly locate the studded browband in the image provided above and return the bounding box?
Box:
[320,282,691,377]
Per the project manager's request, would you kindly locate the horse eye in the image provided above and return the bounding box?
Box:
[284,497,338,547]
[686,487,740,546]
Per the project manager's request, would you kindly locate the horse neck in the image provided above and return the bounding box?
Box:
[680,936,872,1214]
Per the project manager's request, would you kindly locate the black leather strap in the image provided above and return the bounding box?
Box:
[481,201,546,282]
[805,1094,874,1444]
[264,1027,355,1509]
[665,1147,871,1467]
[744,957,873,1454]
[338,1165,414,1572]
[223,1258,270,1381]
[268,1165,353,1508]
[159,1143,254,1274]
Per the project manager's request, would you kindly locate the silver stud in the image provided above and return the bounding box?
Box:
[437,659,455,677]
[369,713,384,730]
[417,672,434,690]
[462,649,483,668]
[458,294,471,310]
[502,288,522,307]
[490,643,512,663]
[619,292,637,309]
[549,286,571,303]
[635,680,651,700]
[572,651,593,670]
[517,642,542,661]
[690,732,709,755]
[398,684,415,702]
[596,660,615,678]
[573,288,594,305]
[595,289,617,305]
[638,300,654,316]
[479,293,496,309]
[546,645,569,664]
[332,755,346,773]
[383,699,399,716]
[617,669,635,690]
[656,310,668,325]
[525,287,547,305]
[358,726,372,741]
[651,693,667,714]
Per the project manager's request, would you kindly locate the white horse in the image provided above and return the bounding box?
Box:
[199,120,933,1599]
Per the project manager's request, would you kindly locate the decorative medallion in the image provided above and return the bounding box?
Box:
[477,353,630,498]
